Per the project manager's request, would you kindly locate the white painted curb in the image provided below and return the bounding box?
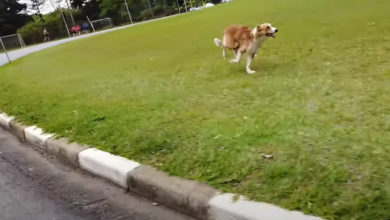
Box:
[208,193,323,220]
[78,148,140,188]
[24,126,54,148]
[0,113,15,130]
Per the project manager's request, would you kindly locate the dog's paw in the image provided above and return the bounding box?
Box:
[230,59,238,63]
[246,69,256,74]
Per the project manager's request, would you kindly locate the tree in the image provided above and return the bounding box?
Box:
[30,0,46,22]
[70,0,100,20]
[81,0,101,20]
[0,0,31,35]
[19,9,74,44]
[70,0,84,8]
[99,0,145,23]
[99,0,124,23]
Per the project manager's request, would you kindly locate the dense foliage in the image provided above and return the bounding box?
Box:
[0,0,31,35]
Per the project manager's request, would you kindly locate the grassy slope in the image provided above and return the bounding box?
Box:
[1,0,390,219]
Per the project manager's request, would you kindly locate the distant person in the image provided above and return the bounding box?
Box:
[83,22,90,34]
[71,26,77,36]
[76,25,81,35]
[43,27,50,41]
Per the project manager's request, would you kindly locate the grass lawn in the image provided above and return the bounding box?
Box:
[1,0,390,219]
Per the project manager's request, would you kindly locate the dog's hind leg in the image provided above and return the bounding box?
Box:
[214,37,227,59]
[222,35,228,59]
[230,50,242,64]
[233,48,238,57]
[222,47,227,59]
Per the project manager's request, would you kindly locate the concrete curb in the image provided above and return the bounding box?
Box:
[25,126,54,148]
[78,148,140,188]
[46,137,89,167]
[128,165,218,220]
[0,110,324,220]
[209,193,323,220]
[9,121,27,142]
[0,112,14,130]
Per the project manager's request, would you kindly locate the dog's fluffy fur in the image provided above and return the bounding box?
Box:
[214,23,278,74]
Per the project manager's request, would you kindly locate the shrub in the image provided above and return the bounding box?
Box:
[141,9,153,20]
[153,4,164,15]
[161,6,175,16]
[18,9,80,45]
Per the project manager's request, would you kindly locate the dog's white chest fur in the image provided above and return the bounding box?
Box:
[249,29,267,54]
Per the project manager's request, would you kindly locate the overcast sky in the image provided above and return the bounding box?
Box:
[18,0,69,15]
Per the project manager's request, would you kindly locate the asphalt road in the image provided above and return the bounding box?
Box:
[0,127,193,220]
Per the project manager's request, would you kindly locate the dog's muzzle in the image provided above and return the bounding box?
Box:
[266,33,276,38]
[266,29,278,38]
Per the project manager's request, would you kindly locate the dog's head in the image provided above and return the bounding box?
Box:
[256,23,278,38]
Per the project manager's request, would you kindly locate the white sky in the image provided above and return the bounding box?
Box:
[18,0,69,15]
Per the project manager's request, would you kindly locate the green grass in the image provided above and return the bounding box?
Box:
[1,0,390,219]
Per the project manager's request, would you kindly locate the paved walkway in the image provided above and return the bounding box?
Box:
[0,126,193,220]
[0,14,180,66]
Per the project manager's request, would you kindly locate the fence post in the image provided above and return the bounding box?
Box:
[61,9,71,37]
[86,16,95,32]
[184,0,188,12]
[49,0,70,38]
[0,37,11,64]
[175,0,180,13]
[65,0,76,27]
[17,34,23,48]
[124,0,133,24]
[18,34,26,47]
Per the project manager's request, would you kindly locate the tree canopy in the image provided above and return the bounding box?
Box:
[0,0,31,35]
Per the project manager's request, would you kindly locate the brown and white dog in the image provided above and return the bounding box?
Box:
[214,23,278,74]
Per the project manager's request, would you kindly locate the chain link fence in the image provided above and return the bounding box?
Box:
[0,34,26,52]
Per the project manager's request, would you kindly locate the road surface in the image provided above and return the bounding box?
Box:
[0,127,193,220]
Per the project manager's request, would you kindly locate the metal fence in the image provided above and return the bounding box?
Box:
[0,34,25,52]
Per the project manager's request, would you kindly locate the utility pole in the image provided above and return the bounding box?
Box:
[124,0,133,23]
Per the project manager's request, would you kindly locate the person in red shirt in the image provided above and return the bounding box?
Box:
[71,26,76,37]
[76,25,81,35]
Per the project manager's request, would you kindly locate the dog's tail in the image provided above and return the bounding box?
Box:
[214,38,223,47]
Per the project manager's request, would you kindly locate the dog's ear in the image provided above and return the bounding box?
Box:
[257,25,262,32]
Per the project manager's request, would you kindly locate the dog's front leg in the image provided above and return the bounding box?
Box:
[246,53,256,74]
[230,50,242,63]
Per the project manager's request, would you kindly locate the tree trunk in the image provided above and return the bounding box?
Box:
[32,0,45,22]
